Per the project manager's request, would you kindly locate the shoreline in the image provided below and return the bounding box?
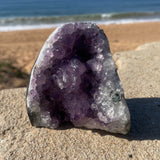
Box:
[0,19,160,32]
[0,21,160,90]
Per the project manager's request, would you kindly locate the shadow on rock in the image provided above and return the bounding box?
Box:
[0,61,29,90]
[126,97,160,140]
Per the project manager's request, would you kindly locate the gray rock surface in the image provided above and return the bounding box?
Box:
[1,42,160,160]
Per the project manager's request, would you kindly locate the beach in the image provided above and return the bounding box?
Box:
[0,21,160,90]
[1,25,160,159]
[1,0,160,159]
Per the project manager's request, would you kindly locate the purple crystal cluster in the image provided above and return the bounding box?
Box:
[27,23,130,134]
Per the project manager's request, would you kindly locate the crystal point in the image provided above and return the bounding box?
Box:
[27,23,130,134]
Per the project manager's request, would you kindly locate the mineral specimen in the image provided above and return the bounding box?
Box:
[26,22,130,134]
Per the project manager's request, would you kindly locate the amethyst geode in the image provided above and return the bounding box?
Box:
[27,23,130,134]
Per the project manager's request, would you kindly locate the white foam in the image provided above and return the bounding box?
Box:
[0,23,61,32]
[101,13,112,18]
[0,18,160,32]
[96,18,160,25]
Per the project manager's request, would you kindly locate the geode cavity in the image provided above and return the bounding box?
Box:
[27,22,130,134]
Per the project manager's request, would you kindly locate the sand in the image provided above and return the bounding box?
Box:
[1,42,160,159]
[0,22,160,90]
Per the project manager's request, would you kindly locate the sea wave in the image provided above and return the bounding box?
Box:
[0,12,160,32]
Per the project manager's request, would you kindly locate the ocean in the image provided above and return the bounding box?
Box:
[0,0,160,31]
